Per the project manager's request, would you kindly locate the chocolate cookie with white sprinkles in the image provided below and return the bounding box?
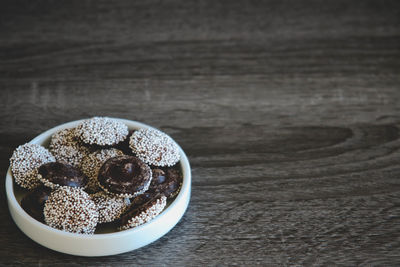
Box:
[76,117,129,146]
[97,155,152,198]
[91,191,130,224]
[38,162,88,189]
[44,186,99,234]
[10,143,56,190]
[49,128,91,168]
[119,193,167,230]
[129,128,180,167]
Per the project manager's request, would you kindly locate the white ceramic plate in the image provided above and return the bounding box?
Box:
[5,118,191,256]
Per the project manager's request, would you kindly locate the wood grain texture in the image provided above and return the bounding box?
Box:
[0,0,400,265]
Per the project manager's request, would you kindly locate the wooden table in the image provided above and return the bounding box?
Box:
[1,0,399,265]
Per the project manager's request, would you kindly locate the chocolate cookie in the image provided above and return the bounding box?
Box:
[80,148,124,193]
[44,186,99,234]
[149,168,183,198]
[119,194,167,230]
[97,155,152,198]
[21,186,52,223]
[38,162,88,189]
[91,191,130,223]
[76,117,129,146]
[129,128,180,167]
[10,143,56,190]
[49,128,91,168]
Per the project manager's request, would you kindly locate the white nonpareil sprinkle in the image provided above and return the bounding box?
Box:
[129,128,180,167]
[44,186,99,234]
[81,148,124,193]
[10,143,56,190]
[76,117,128,146]
[49,128,91,168]
[91,191,130,223]
[119,195,167,230]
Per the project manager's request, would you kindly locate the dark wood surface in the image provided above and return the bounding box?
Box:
[1,0,400,265]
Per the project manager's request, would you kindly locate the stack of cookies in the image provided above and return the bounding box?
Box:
[9,117,183,234]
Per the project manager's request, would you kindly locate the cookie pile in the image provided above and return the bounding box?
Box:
[9,117,183,234]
